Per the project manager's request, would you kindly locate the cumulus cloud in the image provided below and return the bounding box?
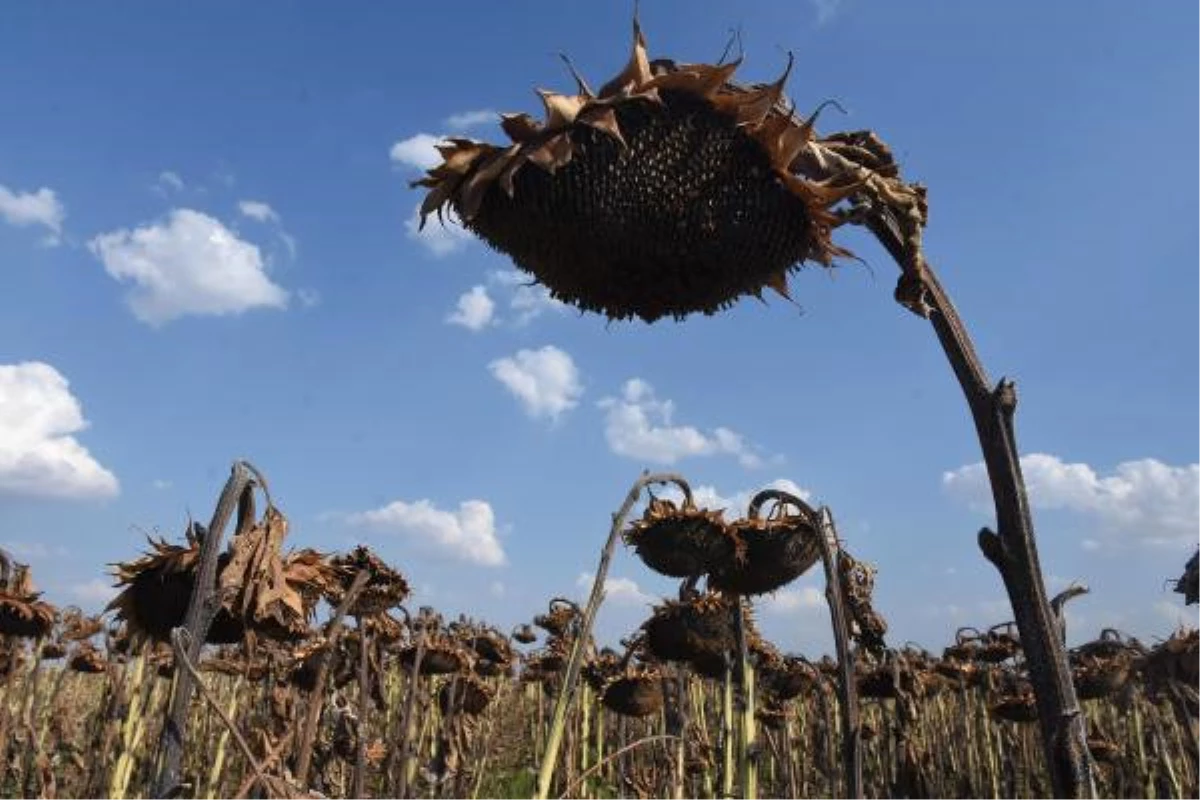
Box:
[446,285,496,331]
[489,269,567,325]
[88,209,289,325]
[598,379,765,467]
[390,133,444,172]
[944,453,1199,547]
[444,109,498,131]
[0,362,119,499]
[0,184,65,242]
[447,271,566,330]
[348,498,506,566]
[489,345,582,422]
[576,572,655,607]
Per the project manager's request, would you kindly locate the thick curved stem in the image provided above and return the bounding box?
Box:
[746,488,818,522]
[152,460,260,798]
[534,470,689,799]
[863,212,1095,797]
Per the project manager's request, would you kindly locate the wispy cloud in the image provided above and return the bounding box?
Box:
[443,109,498,131]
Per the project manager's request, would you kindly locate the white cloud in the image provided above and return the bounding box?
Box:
[944,453,1199,547]
[446,285,496,331]
[390,133,444,172]
[489,345,582,422]
[444,109,498,131]
[88,208,289,325]
[661,478,812,517]
[157,171,184,192]
[0,184,65,242]
[598,379,765,467]
[576,572,655,607]
[348,498,505,566]
[758,585,825,614]
[405,202,473,257]
[152,479,172,490]
[490,581,506,598]
[238,200,279,223]
[71,578,117,606]
[0,362,119,500]
[489,269,567,325]
[1154,600,1194,629]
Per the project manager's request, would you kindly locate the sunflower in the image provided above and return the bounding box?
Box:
[0,558,56,640]
[326,545,410,617]
[623,497,738,578]
[411,20,888,323]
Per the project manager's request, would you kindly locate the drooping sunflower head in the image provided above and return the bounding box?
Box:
[327,545,411,617]
[0,558,57,640]
[622,496,738,578]
[413,20,860,323]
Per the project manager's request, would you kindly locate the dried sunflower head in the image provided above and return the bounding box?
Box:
[642,591,737,665]
[0,560,56,640]
[623,496,737,578]
[413,20,864,323]
[327,545,410,617]
[709,508,819,595]
[600,666,665,717]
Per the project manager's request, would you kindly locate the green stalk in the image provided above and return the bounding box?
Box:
[534,471,688,800]
[721,662,734,799]
[732,601,757,800]
[108,650,148,799]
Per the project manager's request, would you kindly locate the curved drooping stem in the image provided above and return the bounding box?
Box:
[745,488,818,522]
[861,206,1097,797]
[152,460,262,798]
[534,470,689,799]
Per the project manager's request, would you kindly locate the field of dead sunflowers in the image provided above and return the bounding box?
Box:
[0,13,1195,800]
[0,461,1194,799]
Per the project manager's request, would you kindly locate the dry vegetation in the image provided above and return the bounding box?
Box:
[3,14,1194,800]
[0,465,1195,799]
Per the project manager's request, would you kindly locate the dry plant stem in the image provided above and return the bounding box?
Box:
[732,600,757,799]
[353,617,369,799]
[558,735,681,799]
[152,460,261,797]
[863,211,1096,798]
[534,470,689,800]
[294,568,372,785]
[170,629,270,793]
[816,506,862,798]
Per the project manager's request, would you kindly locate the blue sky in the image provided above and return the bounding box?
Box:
[0,0,1196,655]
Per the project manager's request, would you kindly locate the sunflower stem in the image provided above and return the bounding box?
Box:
[152,460,261,798]
[815,505,862,798]
[861,210,1095,798]
[533,470,689,800]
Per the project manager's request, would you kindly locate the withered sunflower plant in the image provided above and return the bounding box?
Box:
[412,15,1091,795]
[0,550,57,641]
